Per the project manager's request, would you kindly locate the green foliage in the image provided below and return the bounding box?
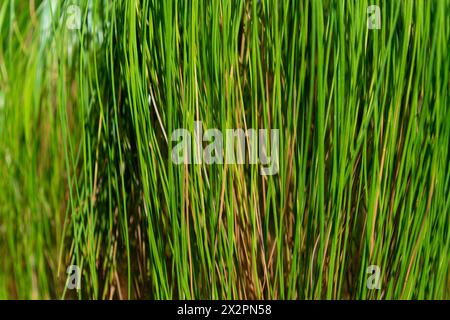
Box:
[0,0,449,299]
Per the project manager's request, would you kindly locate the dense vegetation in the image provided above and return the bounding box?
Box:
[0,0,449,299]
